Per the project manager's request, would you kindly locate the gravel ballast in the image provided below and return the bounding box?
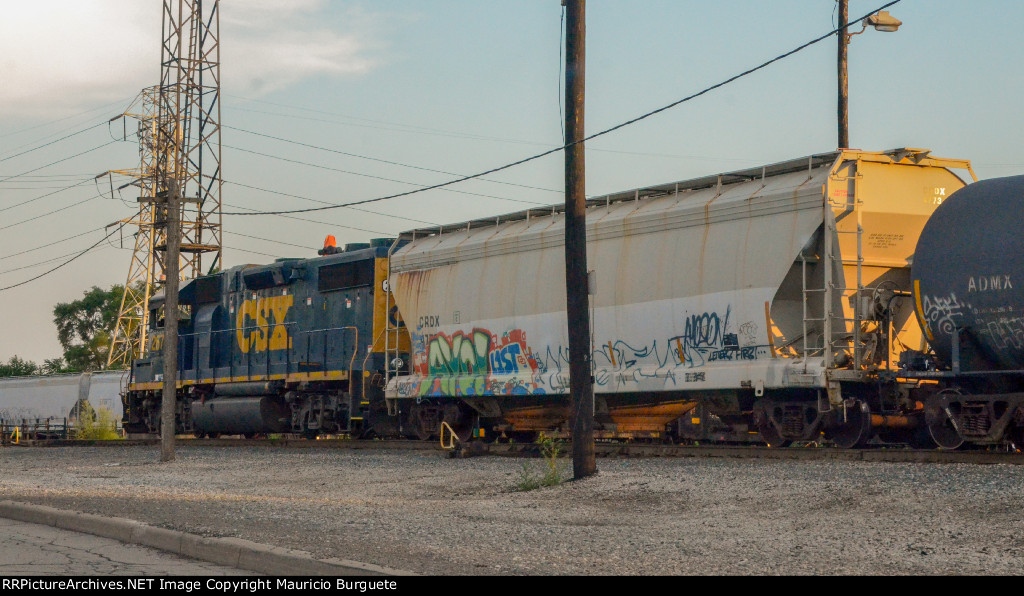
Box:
[0,446,1022,575]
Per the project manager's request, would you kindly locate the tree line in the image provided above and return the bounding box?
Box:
[0,285,126,377]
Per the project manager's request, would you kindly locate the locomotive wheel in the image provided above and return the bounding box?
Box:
[926,399,965,450]
[827,400,872,449]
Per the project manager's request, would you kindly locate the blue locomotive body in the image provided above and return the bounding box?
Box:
[123,244,408,438]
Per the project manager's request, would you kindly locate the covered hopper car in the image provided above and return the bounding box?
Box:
[383,148,983,447]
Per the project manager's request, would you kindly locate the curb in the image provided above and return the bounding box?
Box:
[0,500,415,576]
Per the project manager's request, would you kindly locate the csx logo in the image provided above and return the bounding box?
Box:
[236,295,294,353]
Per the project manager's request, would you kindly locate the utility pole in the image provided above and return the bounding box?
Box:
[563,0,596,480]
[160,180,181,462]
[838,0,849,149]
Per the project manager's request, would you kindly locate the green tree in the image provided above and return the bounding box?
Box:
[52,285,125,371]
[0,355,39,377]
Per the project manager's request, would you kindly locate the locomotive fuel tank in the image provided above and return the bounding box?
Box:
[190,396,291,435]
[913,175,1024,371]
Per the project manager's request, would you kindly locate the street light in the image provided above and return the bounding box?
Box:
[838,3,902,149]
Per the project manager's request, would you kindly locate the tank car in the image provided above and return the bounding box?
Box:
[383,148,977,447]
[901,174,1024,449]
[122,240,409,438]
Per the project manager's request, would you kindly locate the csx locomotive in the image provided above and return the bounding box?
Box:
[124,148,1024,449]
[123,240,413,438]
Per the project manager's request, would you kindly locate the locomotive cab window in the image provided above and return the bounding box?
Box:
[318,260,374,292]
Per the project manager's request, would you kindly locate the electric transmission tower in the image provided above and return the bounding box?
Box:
[105,87,163,368]
[106,0,222,368]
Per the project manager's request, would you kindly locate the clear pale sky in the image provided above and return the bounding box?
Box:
[0,0,1021,363]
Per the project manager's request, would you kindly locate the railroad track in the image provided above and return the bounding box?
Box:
[10,437,1024,465]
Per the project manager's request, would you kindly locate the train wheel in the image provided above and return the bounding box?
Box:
[827,400,872,449]
[441,403,474,442]
[756,420,791,448]
[408,404,437,441]
[926,392,964,450]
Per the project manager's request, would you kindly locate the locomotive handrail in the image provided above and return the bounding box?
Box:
[175,323,360,382]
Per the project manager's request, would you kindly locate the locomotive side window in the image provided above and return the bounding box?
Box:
[318,261,374,292]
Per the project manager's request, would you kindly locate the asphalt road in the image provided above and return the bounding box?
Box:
[0,517,253,576]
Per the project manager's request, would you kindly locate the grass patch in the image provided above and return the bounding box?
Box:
[74,402,121,440]
[515,433,568,491]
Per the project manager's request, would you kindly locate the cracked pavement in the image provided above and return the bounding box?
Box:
[0,518,254,575]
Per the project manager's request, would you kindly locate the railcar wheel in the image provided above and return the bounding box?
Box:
[756,420,791,448]
[827,400,872,449]
[441,403,474,442]
[408,404,438,441]
[926,392,965,450]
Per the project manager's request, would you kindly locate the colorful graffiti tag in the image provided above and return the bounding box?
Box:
[415,328,543,397]
[404,306,771,398]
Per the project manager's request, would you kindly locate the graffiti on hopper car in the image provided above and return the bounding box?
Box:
[401,306,772,398]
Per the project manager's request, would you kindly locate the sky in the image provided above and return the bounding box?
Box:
[0,0,1021,363]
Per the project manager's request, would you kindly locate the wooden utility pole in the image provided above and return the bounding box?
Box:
[838,0,849,149]
[160,180,181,462]
[563,0,596,480]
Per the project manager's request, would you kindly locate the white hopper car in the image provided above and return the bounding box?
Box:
[383,149,976,447]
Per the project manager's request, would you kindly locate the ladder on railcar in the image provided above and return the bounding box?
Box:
[382,242,407,420]
[800,164,865,372]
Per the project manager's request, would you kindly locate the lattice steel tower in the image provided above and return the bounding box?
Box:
[107,0,222,368]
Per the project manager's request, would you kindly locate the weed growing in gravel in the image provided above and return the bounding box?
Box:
[514,433,568,491]
[74,404,121,440]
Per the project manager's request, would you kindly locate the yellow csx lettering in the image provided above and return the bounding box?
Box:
[236,295,294,353]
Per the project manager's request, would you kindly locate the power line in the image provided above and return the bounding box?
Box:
[224,144,547,206]
[0,222,127,292]
[228,231,318,252]
[222,180,437,226]
[223,201,394,237]
[0,193,102,232]
[222,0,902,218]
[224,126,560,195]
[227,96,759,163]
[0,226,110,262]
[0,178,94,214]
[0,96,135,142]
[0,140,120,185]
[0,246,112,277]
[0,122,107,165]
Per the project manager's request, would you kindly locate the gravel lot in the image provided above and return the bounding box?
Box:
[0,445,1022,575]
